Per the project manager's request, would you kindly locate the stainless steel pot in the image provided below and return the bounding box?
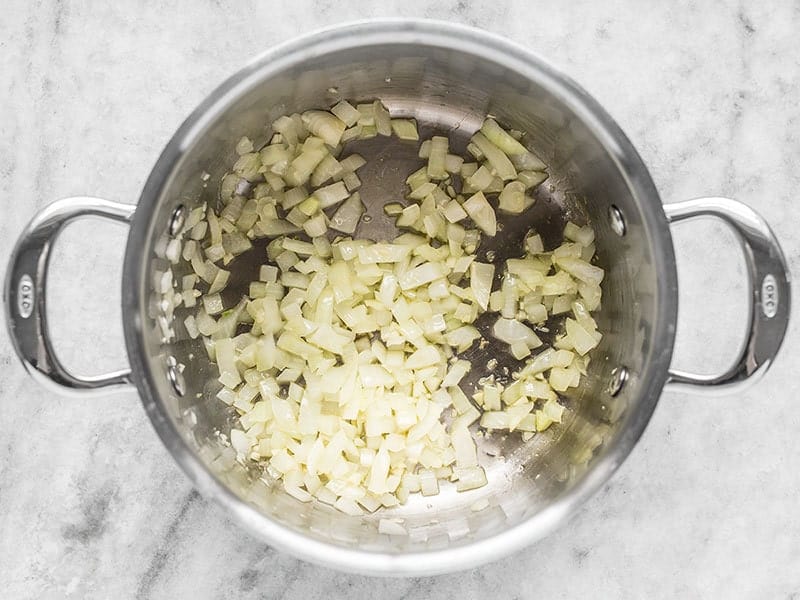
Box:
[5,20,790,576]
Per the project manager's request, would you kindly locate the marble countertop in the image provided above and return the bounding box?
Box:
[2,1,799,598]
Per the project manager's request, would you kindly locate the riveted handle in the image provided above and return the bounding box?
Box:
[664,197,790,394]
[4,197,136,396]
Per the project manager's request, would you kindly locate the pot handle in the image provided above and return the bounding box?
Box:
[663,197,790,394]
[4,197,136,396]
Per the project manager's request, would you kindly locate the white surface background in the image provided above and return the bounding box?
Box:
[2,1,799,598]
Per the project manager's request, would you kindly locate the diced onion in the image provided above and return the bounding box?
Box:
[427,136,449,180]
[480,118,528,155]
[166,100,605,517]
[463,192,497,236]
[329,192,365,235]
[470,261,494,311]
[301,110,346,147]
[470,132,517,181]
[391,119,419,141]
[454,466,487,491]
[331,100,360,127]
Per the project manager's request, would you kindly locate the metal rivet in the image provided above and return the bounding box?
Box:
[607,366,629,397]
[608,205,626,237]
[169,204,186,236]
[166,356,186,396]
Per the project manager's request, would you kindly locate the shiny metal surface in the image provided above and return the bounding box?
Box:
[4,197,135,396]
[664,198,790,394]
[122,20,679,575]
[4,20,789,576]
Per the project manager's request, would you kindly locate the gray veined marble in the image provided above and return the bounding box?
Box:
[1,0,799,598]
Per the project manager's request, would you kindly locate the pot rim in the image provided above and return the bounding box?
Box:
[122,18,678,576]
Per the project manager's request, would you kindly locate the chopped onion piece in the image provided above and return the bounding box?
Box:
[442,199,468,223]
[261,219,301,237]
[396,204,420,228]
[233,153,262,181]
[498,181,527,214]
[331,100,360,127]
[373,100,392,136]
[510,341,531,360]
[465,165,494,192]
[301,110,346,147]
[451,422,478,468]
[408,181,437,200]
[493,317,542,349]
[342,171,361,192]
[470,132,517,181]
[427,136,448,180]
[460,162,478,179]
[480,118,528,155]
[442,360,471,388]
[517,170,548,189]
[383,203,404,216]
[208,269,231,295]
[463,192,497,237]
[311,154,343,187]
[329,192,365,235]
[565,318,601,355]
[358,243,411,264]
[418,469,440,496]
[338,153,366,173]
[203,293,224,316]
[454,466,487,491]
[406,345,441,370]
[445,153,464,174]
[399,262,446,290]
[315,181,350,209]
[446,325,481,352]
[470,261,494,311]
[358,124,377,139]
[555,257,605,286]
[510,151,547,171]
[391,119,419,141]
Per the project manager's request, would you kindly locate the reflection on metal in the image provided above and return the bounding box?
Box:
[609,204,627,237]
[166,356,186,397]
[607,366,629,397]
[168,204,186,236]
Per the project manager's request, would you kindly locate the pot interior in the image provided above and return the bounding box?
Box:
[128,25,676,562]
